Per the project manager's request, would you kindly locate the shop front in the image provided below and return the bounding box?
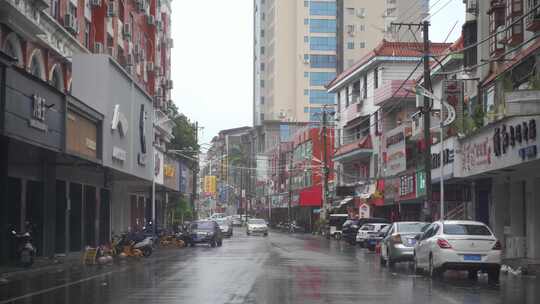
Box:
[457,116,540,266]
[1,62,67,262]
[72,55,155,235]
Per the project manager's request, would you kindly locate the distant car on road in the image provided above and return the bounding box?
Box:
[342,218,390,245]
[413,220,501,284]
[365,224,391,251]
[231,215,243,227]
[356,223,389,247]
[209,213,226,220]
[186,220,223,247]
[380,221,429,267]
[325,214,348,240]
[246,218,268,236]
[216,218,233,237]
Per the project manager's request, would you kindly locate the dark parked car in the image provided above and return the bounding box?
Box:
[342,217,390,245]
[186,220,223,247]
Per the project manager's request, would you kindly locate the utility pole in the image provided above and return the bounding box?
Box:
[192,121,199,218]
[421,21,433,222]
[390,21,432,221]
[322,107,329,221]
[287,149,293,225]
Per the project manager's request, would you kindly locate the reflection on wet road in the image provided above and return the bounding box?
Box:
[1,232,539,303]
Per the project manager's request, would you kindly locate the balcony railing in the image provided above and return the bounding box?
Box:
[506,89,540,115]
[374,80,416,106]
[333,134,372,162]
[527,0,540,32]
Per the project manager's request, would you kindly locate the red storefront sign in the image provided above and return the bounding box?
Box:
[299,186,322,207]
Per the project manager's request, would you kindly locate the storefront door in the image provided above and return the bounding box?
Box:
[55,181,67,253]
[84,186,97,247]
[99,189,110,244]
[26,180,44,256]
[69,183,82,251]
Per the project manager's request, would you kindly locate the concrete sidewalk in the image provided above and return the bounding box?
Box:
[0,253,83,283]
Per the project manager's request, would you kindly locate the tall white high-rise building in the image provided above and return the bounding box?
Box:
[253,0,429,126]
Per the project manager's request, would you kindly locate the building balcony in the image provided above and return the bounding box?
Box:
[0,0,46,39]
[410,111,441,140]
[333,134,372,162]
[506,90,540,116]
[526,0,540,32]
[374,80,416,106]
[342,98,369,125]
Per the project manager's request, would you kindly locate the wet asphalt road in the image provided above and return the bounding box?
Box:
[0,232,539,304]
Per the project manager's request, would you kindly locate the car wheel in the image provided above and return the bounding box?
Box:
[487,268,500,285]
[246,231,250,236]
[380,255,387,266]
[142,247,152,257]
[413,255,422,274]
[429,255,442,278]
[468,270,478,281]
[264,233,268,237]
[210,240,216,247]
[217,240,223,247]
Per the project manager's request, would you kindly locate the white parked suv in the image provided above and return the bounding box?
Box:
[356,223,389,246]
[413,220,501,284]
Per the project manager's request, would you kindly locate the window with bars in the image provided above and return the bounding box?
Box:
[507,0,524,45]
[488,2,506,54]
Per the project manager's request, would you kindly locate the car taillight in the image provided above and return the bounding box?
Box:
[437,238,452,249]
[392,234,402,244]
[492,240,502,250]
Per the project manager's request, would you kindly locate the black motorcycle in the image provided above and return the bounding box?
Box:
[11,230,35,267]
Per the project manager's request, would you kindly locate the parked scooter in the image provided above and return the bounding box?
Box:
[112,232,153,257]
[11,229,35,267]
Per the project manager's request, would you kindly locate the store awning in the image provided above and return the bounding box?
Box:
[358,182,376,199]
[337,196,354,208]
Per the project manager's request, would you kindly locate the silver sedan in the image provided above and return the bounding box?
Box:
[380,222,429,267]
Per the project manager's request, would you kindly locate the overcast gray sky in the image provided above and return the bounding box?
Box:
[170,0,465,145]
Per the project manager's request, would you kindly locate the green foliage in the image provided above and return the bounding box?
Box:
[167,103,199,164]
[472,103,485,128]
[173,197,193,222]
[529,74,540,90]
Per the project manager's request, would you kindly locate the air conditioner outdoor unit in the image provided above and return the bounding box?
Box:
[107,46,115,57]
[356,10,366,18]
[126,54,134,66]
[94,42,104,54]
[64,14,77,34]
[156,20,162,30]
[166,38,174,48]
[123,24,132,39]
[147,61,154,71]
[147,15,155,26]
[106,2,116,17]
[134,44,141,56]
[91,0,101,7]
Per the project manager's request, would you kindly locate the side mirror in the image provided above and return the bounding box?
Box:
[414,233,422,241]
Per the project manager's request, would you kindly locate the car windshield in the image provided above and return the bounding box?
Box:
[360,225,374,231]
[379,225,391,234]
[397,222,429,233]
[191,222,214,230]
[215,219,228,225]
[248,219,266,225]
[443,224,492,236]
[343,220,359,226]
